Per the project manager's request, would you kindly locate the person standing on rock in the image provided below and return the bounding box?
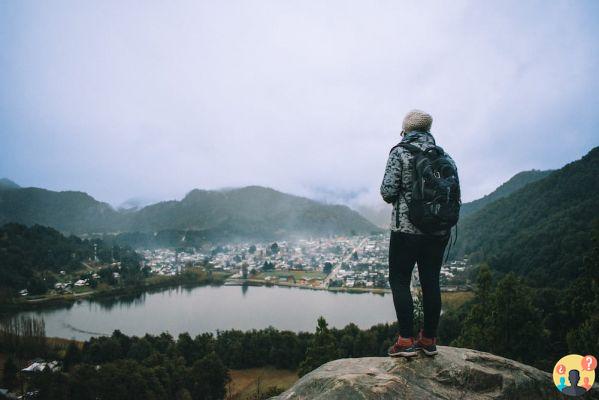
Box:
[380,109,461,357]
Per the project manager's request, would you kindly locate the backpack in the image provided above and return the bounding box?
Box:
[393,142,461,233]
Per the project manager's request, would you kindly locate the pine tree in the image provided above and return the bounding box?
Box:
[566,221,599,356]
[2,356,18,391]
[298,317,338,376]
[453,264,493,351]
[189,352,230,400]
[490,273,546,363]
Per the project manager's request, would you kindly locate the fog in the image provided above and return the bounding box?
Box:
[1,0,598,211]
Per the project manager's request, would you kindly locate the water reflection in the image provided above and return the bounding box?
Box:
[11,284,397,340]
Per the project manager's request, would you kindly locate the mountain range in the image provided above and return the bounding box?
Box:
[1,145,596,258]
[0,184,380,242]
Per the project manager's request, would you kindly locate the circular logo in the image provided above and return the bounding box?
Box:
[553,354,597,396]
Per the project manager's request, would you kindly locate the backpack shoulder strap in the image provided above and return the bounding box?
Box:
[398,143,421,154]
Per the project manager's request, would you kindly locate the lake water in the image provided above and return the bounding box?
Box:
[17,285,397,340]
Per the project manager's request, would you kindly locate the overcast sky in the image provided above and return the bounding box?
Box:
[1,0,598,209]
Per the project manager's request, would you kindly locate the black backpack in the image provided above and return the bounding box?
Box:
[394,142,461,233]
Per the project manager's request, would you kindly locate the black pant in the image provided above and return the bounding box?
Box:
[388,231,448,338]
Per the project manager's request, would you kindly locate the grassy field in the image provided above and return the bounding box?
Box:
[441,291,475,311]
[227,367,298,399]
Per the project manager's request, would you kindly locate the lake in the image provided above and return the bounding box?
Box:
[16,285,397,340]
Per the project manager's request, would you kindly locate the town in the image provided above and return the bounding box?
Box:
[141,233,473,293]
[17,234,472,300]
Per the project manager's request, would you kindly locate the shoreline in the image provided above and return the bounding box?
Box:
[225,278,471,295]
[0,272,229,312]
[0,274,471,314]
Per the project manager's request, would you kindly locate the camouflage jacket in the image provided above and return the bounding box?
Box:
[380,131,454,235]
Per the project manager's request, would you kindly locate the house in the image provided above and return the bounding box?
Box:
[21,360,61,374]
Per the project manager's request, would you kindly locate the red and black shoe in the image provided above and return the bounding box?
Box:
[414,330,438,356]
[388,336,417,357]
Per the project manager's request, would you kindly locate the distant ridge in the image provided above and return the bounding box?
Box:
[460,169,553,217]
[0,184,381,241]
[0,177,20,190]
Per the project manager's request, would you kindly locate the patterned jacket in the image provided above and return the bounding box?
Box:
[380,131,455,235]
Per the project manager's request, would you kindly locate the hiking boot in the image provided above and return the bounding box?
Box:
[415,330,437,356]
[388,336,417,357]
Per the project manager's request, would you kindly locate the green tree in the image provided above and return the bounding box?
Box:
[566,220,599,357]
[63,341,82,371]
[455,266,547,364]
[270,243,279,254]
[454,264,493,351]
[412,289,424,336]
[189,352,230,400]
[298,317,338,376]
[489,273,546,363]
[2,356,18,390]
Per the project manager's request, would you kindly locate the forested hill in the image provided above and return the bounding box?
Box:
[453,146,599,287]
[129,186,379,238]
[0,187,124,233]
[460,169,553,218]
[0,185,380,239]
[0,177,20,190]
[0,223,139,296]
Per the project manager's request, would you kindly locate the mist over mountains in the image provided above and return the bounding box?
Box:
[1,145,596,253]
[0,184,379,242]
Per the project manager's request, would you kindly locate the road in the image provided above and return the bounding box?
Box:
[324,236,368,288]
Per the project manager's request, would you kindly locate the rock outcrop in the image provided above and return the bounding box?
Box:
[271,346,599,399]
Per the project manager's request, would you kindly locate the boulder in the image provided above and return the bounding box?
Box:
[271,346,599,399]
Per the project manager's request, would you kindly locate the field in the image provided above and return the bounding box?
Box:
[227,367,298,399]
[441,291,475,311]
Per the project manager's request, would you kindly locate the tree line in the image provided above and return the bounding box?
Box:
[2,221,597,399]
[0,223,142,300]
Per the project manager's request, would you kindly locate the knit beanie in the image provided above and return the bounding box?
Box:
[402,109,433,133]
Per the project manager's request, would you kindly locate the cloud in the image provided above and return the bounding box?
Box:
[1,0,598,207]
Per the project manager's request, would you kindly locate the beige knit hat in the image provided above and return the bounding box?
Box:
[402,109,433,133]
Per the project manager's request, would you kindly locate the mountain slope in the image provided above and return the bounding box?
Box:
[0,187,124,233]
[0,178,20,190]
[460,169,553,217]
[130,186,379,238]
[453,147,599,286]
[0,185,380,239]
